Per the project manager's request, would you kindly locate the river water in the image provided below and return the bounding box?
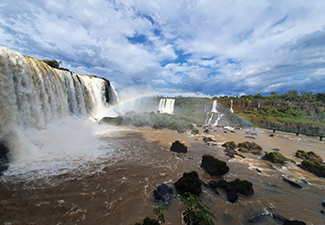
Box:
[0,122,324,225]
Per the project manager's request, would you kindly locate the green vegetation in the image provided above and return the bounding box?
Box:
[176,193,217,225]
[223,141,237,149]
[233,178,253,196]
[101,111,197,133]
[174,171,202,196]
[135,206,165,225]
[215,90,325,135]
[201,155,229,176]
[295,150,323,163]
[264,151,286,164]
[300,160,325,178]
[42,59,62,69]
[192,129,200,134]
[238,141,263,155]
[136,194,217,225]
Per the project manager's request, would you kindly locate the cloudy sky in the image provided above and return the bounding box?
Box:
[1,0,325,97]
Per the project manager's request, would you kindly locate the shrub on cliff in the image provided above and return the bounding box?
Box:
[263,152,286,164]
[201,155,229,176]
[174,171,202,196]
[295,150,323,163]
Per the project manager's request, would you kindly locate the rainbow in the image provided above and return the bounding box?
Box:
[93,92,160,120]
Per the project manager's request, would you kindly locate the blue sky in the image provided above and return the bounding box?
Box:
[1,0,325,98]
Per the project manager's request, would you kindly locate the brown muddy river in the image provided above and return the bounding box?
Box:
[0,124,325,225]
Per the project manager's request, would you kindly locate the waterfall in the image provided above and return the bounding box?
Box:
[158,98,175,114]
[229,100,234,113]
[0,47,118,168]
[205,100,223,126]
[211,100,218,113]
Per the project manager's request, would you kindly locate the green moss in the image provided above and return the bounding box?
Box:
[174,171,202,195]
[301,160,325,178]
[201,155,229,176]
[296,150,323,162]
[192,129,199,134]
[264,151,286,164]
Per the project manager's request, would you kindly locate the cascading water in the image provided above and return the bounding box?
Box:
[0,47,119,177]
[158,98,175,114]
[205,100,224,126]
[229,99,234,113]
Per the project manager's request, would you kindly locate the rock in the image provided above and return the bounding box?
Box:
[247,213,272,223]
[174,171,202,196]
[0,141,9,174]
[244,136,255,139]
[262,151,286,164]
[201,155,229,176]
[272,214,288,223]
[322,201,325,207]
[226,191,238,203]
[272,148,280,151]
[265,182,278,188]
[238,141,263,155]
[246,131,257,136]
[286,158,297,165]
[208,180,218,189]
[282,177,303,189]
[295,149,323,163]
[320,210,325,215]
[283,220,306,225]
[298,160,325,178]
[153,184,173,207]
[256,168,262,173]
[170,140,187,153]
[203,137,215,143]
[222,141,237,149]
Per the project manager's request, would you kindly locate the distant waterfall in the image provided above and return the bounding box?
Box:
[205,100,223,126]
[0,47,118,135]
[158,98,175,114]
[229,100,234,113]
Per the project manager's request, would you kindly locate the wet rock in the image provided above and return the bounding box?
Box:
[153,184,174,207]
[246,131,257,136]
[203,136,215,143]
[282,177,303,189]
[174,171,202,196]
[262,151,286,164]
[256,168,262,173]
[298,160,325,178]
[265,182,278,188]
[286,158,297,165]
[208,180,218,189]
[322,201,325,207]
[244,136,255,139]
[283,220,306,225]
[272,148,280,151]
[295,149,323,163]
[0,141,9,174]
[170,140,187,153]
[226,191,238,203]
[272,213,288,223]
[247,213,272,223]
[320,210,325,215]
[201,155,229,176]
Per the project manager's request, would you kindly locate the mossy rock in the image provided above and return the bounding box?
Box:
[100,116,123,125]
[192,129,199,134]
[222,141,237,149]
[300,160,325,178]
[295,150,322,163]
[263,152,286,164]
[231,178,254,196]
[170,140,188,153]
[201,155,229,176]
[237,141,262,155]
[174,171,202,195]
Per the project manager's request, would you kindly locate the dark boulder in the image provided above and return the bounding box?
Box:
[262,151,286,164]
[201,155,229,176]
[247,213,272,223]
[153,184,173,207]
[282,177,303,189]
[272,214,288,224]
[283,220,306,225]
[226,191,238,203]
[208,180,218,189]
[322,201,325,207]
[174,171,201,196]
[0,141,9,174]
[320,210,325,215]
[170,140,188,153]
[203,136,215,143]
